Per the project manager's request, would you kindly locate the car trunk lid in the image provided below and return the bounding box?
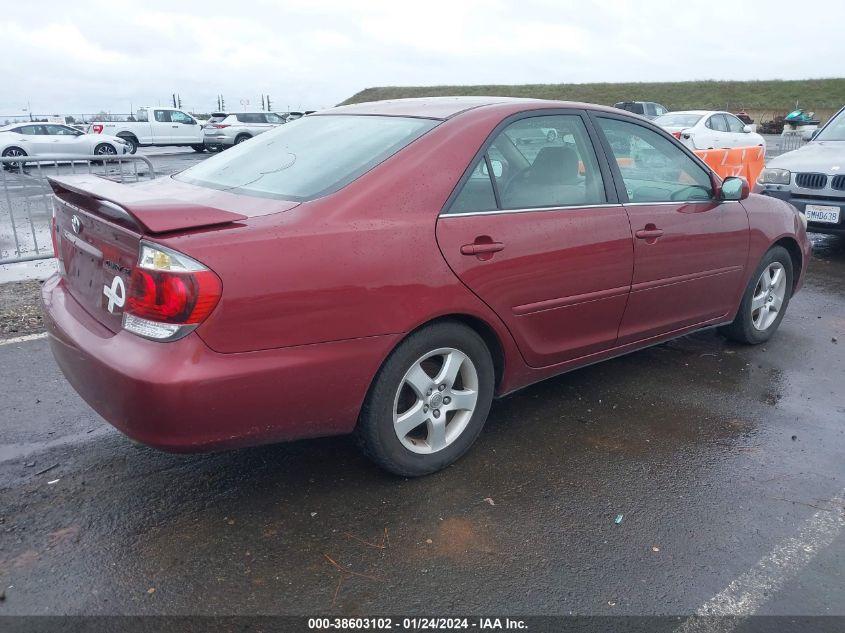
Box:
[48,174,251,333]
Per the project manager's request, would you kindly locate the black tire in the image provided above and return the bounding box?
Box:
[191,145,206,153]
[118,135,138,154]
[720,246,793,345]
[234,134,251,145]
[355,321,494,477]
[2,146,27,171]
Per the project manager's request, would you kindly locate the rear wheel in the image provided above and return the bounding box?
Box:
[2,146,27,171]
[191,145,206,153]
[235,134,251,145]
[720,246,793,344]
[355,322,494,477]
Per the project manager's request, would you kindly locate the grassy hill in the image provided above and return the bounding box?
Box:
[341,79,845,122]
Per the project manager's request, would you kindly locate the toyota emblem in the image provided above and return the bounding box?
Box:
[71,215,81,234]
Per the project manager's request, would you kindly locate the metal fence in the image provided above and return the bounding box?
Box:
[0,155,155,265]
[778,131,808,153]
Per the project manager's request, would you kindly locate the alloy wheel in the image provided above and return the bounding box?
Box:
[751,262,786,331]
[392,347,479,454]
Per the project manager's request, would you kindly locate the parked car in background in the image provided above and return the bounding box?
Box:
[654,111,766,151]
[42,97,809,477]
[756,104,845,236]
[613,101,668,119]
[202,111,286,151]
[87,106,205,154]
[1,122,130,168]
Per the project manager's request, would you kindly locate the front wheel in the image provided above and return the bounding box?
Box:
[720,246,793,344]
[355,322,494,477]
[191,145,206,153]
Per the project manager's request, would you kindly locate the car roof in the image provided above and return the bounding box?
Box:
[321,96,622,120]
[664,110,721,116]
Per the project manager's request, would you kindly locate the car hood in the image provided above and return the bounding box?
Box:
[767,141,845,174]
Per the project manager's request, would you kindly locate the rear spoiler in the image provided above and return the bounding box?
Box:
[47,175,248,234]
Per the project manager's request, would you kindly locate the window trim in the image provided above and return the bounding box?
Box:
[587,111,718,205]
[440,108,620,216]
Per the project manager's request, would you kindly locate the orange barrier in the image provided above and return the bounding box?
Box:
[694,146,765,186]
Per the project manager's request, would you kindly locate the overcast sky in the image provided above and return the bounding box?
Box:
[1,0,842,116]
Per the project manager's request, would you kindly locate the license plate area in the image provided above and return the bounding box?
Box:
[805,204,841,224]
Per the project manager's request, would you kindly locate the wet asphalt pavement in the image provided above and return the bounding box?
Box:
[0,234,844,620]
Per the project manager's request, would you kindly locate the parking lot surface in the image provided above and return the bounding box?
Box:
[0,234,843,617]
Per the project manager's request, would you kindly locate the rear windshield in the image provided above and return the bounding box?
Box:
[208,114,227,123]
[175,114,438,201]
[654,113,703,128]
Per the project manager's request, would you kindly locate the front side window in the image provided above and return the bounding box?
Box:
[176,114,437,201]
[170,111,193,124]
[725,114,746,133]
[596,117,713,203]
[154,110,171,123]
[655,105,668,116]
[45,124,81,136]
[448,114,607,214]
[265,113,285,124]
[645,103,657,117]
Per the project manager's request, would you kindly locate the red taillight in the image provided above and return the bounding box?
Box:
[671,131,682,139]
[127,268,221,324]
[92,124,103,134]
[212,124,230,129]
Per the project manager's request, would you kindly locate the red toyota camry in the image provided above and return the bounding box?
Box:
[42,97,811,476]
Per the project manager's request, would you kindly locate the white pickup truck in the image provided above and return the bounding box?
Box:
[88,106,205,154]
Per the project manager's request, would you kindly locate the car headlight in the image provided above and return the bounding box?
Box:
[758,168,791,185]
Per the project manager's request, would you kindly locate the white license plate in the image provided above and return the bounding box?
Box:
[805,204,841,224]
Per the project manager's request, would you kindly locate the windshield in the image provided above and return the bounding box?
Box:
[654,113,703,128]
[815,109,845,141]
[176,114,438,201]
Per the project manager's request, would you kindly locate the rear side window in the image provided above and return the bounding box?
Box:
[596,117,713,203]
[447,114,607,213]
[136,110,149,122]
[154,110,171,123]
[176,115,437,201]
[15,125,45,135]
[237,113,265,124]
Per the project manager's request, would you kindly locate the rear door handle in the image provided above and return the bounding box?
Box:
[460,242,505,255]
[635,228,664,240]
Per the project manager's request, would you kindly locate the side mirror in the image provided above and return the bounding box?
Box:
[801,129,818,142]
[720,176,749,201]
[742,125,752,133]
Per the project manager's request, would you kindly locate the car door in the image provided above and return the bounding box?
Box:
[151,109,175,143]
[436,112,634,368]
[724,113,750,147]
[703,113,730,148]
[43,124,89,156]
[592,115,749,344]
[169,110,199,143]
[13,125,50,155]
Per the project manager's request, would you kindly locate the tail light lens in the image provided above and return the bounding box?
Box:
[212,124,230,129]
[671,131,682,139]
[122,243,221,341]
[92,124,104,134]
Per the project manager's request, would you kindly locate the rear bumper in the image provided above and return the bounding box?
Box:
[41,275,398,452]
[203,135,235,148]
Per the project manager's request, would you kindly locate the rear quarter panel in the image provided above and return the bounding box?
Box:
[156,109,524,372]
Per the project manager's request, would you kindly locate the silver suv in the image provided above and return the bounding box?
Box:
[756,105,845,236]
[203,111,286,150]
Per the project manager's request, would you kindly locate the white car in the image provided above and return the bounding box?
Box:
[654,111,766,151]
[0,123,130,165]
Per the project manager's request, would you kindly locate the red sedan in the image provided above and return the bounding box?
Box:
[42,98,811,476]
